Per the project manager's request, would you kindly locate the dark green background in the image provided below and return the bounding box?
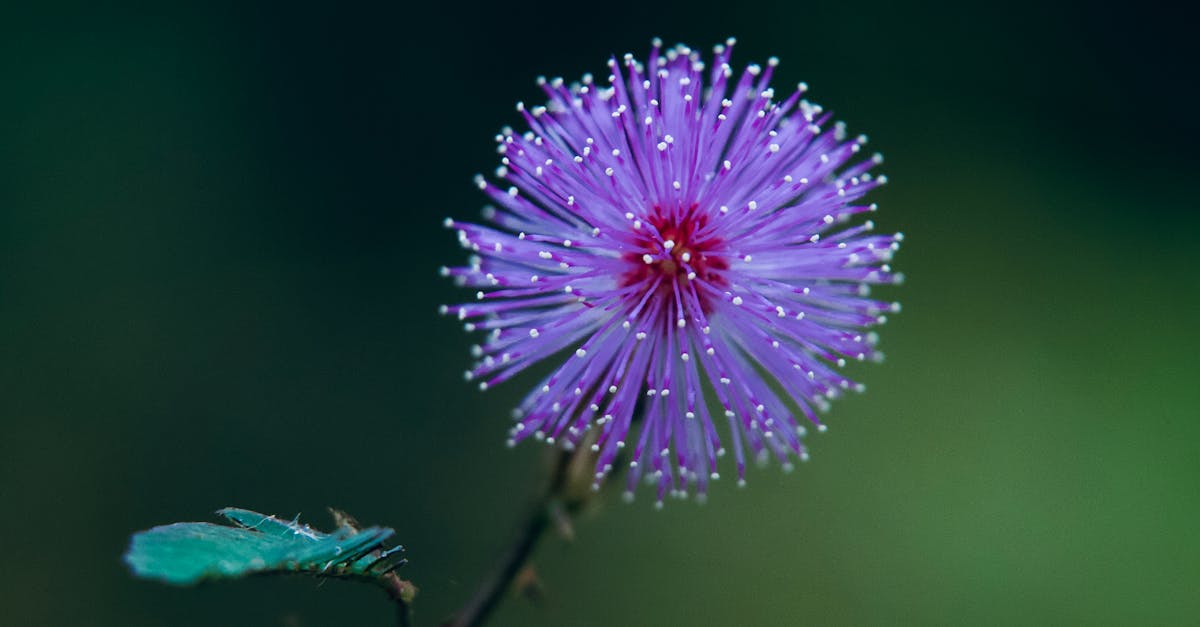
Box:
[3,1,1197,625]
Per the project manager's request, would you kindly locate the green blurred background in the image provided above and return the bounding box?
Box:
[3,1,1197,625]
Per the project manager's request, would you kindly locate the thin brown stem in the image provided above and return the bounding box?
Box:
[444,451,572,627]
[446,400,642,627]
[379,571,417,627]
[395,598,412,627]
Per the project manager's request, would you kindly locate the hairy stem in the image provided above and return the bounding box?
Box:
[380,571,417,627]
[444,450,573,627]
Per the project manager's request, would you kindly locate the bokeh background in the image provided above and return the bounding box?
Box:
[3,1,1197,625]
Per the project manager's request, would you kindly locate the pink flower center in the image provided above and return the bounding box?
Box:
[619,205,729,315]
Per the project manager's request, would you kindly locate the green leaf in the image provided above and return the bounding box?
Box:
[124,508,406,586]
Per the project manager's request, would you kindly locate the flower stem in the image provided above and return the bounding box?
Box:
[444,450,572,627]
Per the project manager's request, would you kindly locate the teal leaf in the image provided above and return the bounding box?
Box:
[124,508,406,586]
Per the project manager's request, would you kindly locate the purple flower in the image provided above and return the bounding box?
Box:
[442,39,902,505]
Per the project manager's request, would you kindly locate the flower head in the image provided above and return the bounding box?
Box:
[442,39,902,504]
